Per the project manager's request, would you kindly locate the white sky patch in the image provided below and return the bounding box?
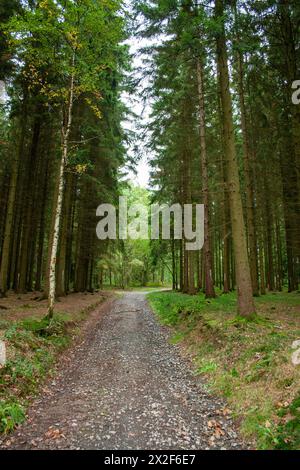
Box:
[121,2,155,189]
[0,81,8,104]
[121,37,152,188]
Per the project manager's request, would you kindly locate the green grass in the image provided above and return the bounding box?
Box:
[0,401,26,434]
[256,291,300,306]
[0,315,71,432]
[148,289,300,450]
[149,290,237,326]
[273,393,300,449]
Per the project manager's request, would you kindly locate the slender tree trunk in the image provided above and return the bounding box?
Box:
[279,139,299,292]
[0,173,9,266]
[196,58,216,298]
[218,88,231,294]
[17,112,42,293]
[0,111,27,297]
[265,188,275,291]
[65,179,77,292]
[35,160,49,291]
[179,239,184,291]
[57,172,74,297]
[259,233,266,295]
[197,250,202,291]
[233,25,259,295]
[275,215,283,291]
[0,156,18,296]
[172,235,176,290]
[184,108,196,295]
[47,55,75,318]
[215,0,255,317]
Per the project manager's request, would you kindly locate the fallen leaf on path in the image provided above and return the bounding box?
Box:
[207,419,218,428]
[45,428,66,440]
[207,419,225,439]
[214,427,225,438]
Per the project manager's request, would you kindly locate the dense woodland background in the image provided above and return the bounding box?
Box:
[0,0,299,318]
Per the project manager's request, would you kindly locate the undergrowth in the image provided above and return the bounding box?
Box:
[148,290,300,450]
[0,299,103,436]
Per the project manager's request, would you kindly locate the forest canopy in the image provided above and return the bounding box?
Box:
[0,0,299,319]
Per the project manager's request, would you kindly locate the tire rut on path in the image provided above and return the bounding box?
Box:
[1,292,247,450]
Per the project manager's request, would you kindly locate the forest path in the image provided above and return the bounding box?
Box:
[2,292,246,450]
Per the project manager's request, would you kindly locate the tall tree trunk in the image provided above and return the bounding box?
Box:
[196,58,216,298]
[56,172,74,297]
[264,175,275,291]
[275,215,283,291]
[65,178,77,292]
[278,0,300,288]
[259,233,266,295]
[171,234,176,290]
[232,5,259,295]
[215,0,255,317]
[17,112,42,293]
[179,239,184,291]
[0,110,27,297]
[35,159,49,292]
[47,55,75,318]
[218,87,231,294]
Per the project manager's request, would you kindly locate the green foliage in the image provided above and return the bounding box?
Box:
[98,185,172,289]
[0,401,25,434]
[273,395,300,450]
[0,0,129,299]
[170,331,186,344]
[5,0,126,108]
[148,290,237,326]
[197,361,218,375]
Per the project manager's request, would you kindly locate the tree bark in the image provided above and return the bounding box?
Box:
[0,109,27,297]
[232,7,259,295]
[196,58,216,298]
[47,53,75,318]
[215,0,255,317]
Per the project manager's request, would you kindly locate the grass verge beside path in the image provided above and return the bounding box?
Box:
[0,292,109,436]
[148,290,300,450]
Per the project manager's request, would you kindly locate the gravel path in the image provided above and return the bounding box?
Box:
[1,292,246,450]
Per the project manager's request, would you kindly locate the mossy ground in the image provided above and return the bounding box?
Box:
[148,289,300,449]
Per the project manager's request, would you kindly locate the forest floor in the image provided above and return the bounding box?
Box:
[0,290,113,436]
[0,290,110,322]
[148,290,300,450]
[0,291,247,450]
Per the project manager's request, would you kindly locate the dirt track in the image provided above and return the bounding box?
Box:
[1,291,246,450]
